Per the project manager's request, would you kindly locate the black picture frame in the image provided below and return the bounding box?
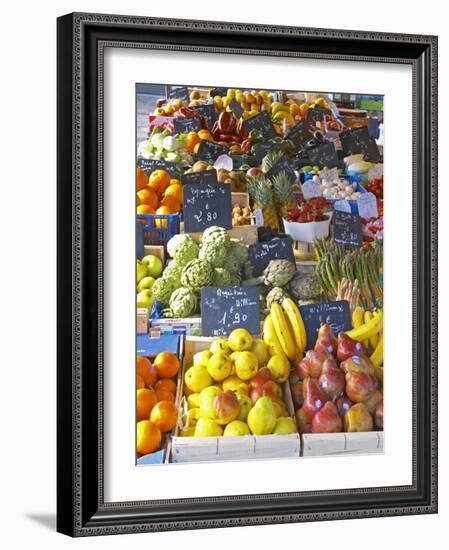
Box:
[57,13,438,536]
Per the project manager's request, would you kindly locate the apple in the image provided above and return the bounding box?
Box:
[137,276,156,293]
[136,289,154,310]
[137,260,148,284]
[246,167,262,178]
[141,254,163,278]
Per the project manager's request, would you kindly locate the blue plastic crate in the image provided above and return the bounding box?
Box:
[137,213,180,247]
[327,180,367,215]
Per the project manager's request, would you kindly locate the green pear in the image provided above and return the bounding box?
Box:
[137,276,156,293]
[247,396,276,435]
[142,255,163,278]
[137,260,148,284]
[136,289,154,310]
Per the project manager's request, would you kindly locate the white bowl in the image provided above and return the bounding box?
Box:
[283,215,331,243]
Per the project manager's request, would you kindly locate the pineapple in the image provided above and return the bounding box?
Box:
[272,170,297,220]
[261,150,284,174]
[247,175,280,230]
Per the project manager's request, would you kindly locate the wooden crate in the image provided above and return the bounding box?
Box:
[301,431,384,457]
[231,192,250,209]
[171,337,301,463]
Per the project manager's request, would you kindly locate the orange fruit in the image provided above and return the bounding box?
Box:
[161,195,181,212]
[136,356,158,386]
[137,168,148,191]
[198,129,213,141]
[155,378,177,394]
[164,184,183,204]
[150,401,178,433]
[137,420,161,455]
[299,103,309,116]
[153,352,180,378]
[186,132,200,151]
[154,205,174,228]
[170,178,181,186]
[137,204,155,215]
[136,375,145,389]
[137,187,159,209]
[148,169,170,193]
[137,388,158,420]
[156,389,175,403]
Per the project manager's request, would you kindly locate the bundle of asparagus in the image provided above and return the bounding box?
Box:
[313,238,383,309]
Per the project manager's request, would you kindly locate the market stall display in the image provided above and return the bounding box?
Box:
[134,84,384,464]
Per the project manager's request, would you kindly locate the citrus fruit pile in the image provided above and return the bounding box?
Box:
[136,351,180,456]
[136,168,183,220]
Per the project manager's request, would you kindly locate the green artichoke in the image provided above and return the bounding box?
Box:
[167,234,199,266]
[181,259,213,291]
[202,226,231,249]
[229,272,242,286]
[287,271,321,301]
[169,287,198,317]
[243,259,296,287]
[212,268,232,287]
[226,254,241,274]
[162,261,182,286]
[229,240,249,264]
[152,277,176,305]
[266,286,289,308]
[199,241,228,268]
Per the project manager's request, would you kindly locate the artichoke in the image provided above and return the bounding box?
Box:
[167,234,199,266]
[162,261,182,286]
[181,259,213,291]
[199,241,228,268]
[152,277,176,305]
[168,287,198,318]
[202,226,231,249]
[288,271,321,301]
[229,272,242,286]
[226,254,241,274]
[229,240,249,264]
[243,259,296,287]
[212,268,232,287]
[266,286,289,308]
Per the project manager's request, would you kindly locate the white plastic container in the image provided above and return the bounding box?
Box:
[283,215,331,243]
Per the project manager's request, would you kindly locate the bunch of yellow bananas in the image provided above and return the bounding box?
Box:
[263,299,307,363]
[350,307,383,367]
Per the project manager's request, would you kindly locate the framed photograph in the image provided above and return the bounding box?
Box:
[57,12,438,536]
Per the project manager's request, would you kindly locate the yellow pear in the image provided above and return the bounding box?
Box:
[209,339,232,355]
[234,351,259,380]
[273,417,297,434]
[228,328,253,351]
[194,418,223,437]
[199,386,221,419]
[223,420,251,436]
[247,396,277,435]
[187,393,201,409]
[207,352,232,382]
[184,365,212,393]
[236,393,252,422]
[266,354,291,383]
[222,375,248,396]
[251,340,269,367]
[193,350,212,367]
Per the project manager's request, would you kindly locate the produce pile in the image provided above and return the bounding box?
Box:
[180,328,297,437]
[135,85,385,461]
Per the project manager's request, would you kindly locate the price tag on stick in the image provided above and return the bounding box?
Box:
[357,192,379,219]
[173,116,201,134]
[307,142,339,169]
[229,98,244,119]
[246,112,277,139]
[183,183,232,233]
[136,158,179,178]
[181,169,218,186]
[193,104,217,128]
[168,86,189,102]
[196,140,228,163]
[299,300,352,348]
[201,286,261,337]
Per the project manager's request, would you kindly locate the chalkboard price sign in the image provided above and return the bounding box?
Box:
[286,121,314,150]
[201,286,261,336]
[246,112,277,139]
[196,140,228,163]
[210,87,228,98]
[193,104,217,128]
[229,98,244,119]
[183,183,232,233]
[253,142,282,162]
[307,142,339,169]
[168,86,189,102]
[248,237,295,277]
[299,300,352,348]
[267,156,296,186]
[173,116,201,134]
[360,137,381,162]
[136,158,179,178]
[333,210,363,248]
[307,104,328,123]
[181,169,218,186]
